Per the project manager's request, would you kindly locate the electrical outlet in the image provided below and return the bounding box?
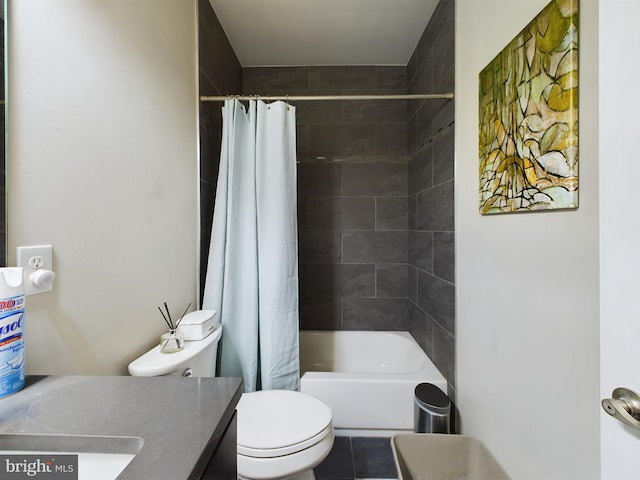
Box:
[28,256,45,269]
[17,245,55,295]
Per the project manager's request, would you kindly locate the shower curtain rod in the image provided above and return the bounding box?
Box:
[200,93,454,102]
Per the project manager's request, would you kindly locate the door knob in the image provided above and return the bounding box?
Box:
[602,387,640,430]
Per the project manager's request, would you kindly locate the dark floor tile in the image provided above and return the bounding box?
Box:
[351,437,398,479]
[314,436,354,480]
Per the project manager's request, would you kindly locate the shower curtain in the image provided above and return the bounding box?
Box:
[202,99,300,392]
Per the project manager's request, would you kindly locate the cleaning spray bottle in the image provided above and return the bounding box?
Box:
[0,267,25,399]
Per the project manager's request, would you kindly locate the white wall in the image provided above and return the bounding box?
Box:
[599,2,640,479]
[7,0,199,375]
[456,1,600,478]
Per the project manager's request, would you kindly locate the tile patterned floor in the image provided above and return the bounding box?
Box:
[314,436,398,480]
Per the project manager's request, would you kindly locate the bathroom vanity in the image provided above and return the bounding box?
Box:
[0,375,242,479]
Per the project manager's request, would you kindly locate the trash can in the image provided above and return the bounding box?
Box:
[414,383,451,433]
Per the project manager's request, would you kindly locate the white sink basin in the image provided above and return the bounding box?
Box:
[0,434,143,480]
[391,434,510,480]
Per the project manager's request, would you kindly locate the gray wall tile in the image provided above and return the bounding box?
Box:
[434,232,455,283]
[431,2,455,87]
[433,128,455,185]
[408,266,418,303]
[299,230,342,264]
[417,271,455,335]
[343,163,408,196]
[416,99,438,143]
[408,194,418,230]
[343,197,375,230]
[408,145,433,195]
[297,164,342,196]
[309,124,376,158]
[408,300,432,356]
[409,231,433,272]
[309,66,376,90]
[415,51,434,95]
[299,297,343,330]
[407,114,417,154]
[343,231,408,264]
[343,298,408,330]
[297,196,309,229]
[377,197,409,231]
[243,66,308,92]
[375,66,407,91]
[296,124,310,159]
[296,99,343,125]
[343,231,376,263]
[199,105,222,185]
[432,322,455,387]
[434,64,455,94]
[407,49,417,85]
[377,264,410,298]
[308,264,375,297]
[308,197,342,230]
[299,264,309,298]
[376,231,409,263]
[343,100,407,124]
[417,180,454,231]
[376,123,407,157]
[427,99,455,140]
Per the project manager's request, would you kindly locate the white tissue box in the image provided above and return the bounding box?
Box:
[177,310,218,341]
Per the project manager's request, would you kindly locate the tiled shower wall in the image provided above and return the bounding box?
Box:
[407,0,456,391]
[198,0,455,389]
[198,0,242,296]
[243,66,411,331]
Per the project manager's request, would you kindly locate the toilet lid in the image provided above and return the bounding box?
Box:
[236,390,332,458]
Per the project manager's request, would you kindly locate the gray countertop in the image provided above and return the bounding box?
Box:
[0,375,243,479]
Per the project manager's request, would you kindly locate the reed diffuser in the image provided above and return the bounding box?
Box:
[158,302,191,353]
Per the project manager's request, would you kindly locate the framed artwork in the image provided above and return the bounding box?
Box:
[479,0,579,214]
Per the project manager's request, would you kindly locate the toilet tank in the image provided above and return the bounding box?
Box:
[128,326,222,377]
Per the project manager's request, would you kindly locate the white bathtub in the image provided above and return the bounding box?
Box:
[299,330,447,436]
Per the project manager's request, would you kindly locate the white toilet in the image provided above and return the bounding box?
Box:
[128,310,334,480]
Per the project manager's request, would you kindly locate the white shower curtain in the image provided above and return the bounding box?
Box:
[202,99,299,392]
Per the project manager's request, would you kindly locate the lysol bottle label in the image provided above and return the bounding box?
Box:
[0,294,25,398]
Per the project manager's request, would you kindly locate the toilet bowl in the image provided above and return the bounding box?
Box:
[237,390,334,480]
[127,312,334,480]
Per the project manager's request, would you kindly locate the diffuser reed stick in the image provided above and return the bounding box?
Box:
[158,306,173,331]
[164,302,174,329]
[175,302,192,329]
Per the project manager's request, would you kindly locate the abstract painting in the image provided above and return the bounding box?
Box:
[479,0,579,214]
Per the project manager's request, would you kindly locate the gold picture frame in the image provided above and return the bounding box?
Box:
[479,0,579,214]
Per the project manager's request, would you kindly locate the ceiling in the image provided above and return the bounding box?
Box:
[208,0,439,67]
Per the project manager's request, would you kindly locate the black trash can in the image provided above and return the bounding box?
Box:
[414,383,451,433]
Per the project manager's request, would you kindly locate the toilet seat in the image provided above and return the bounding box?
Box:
[239,423,333,458]
[237,390,332,458]
[237,390,334,480]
